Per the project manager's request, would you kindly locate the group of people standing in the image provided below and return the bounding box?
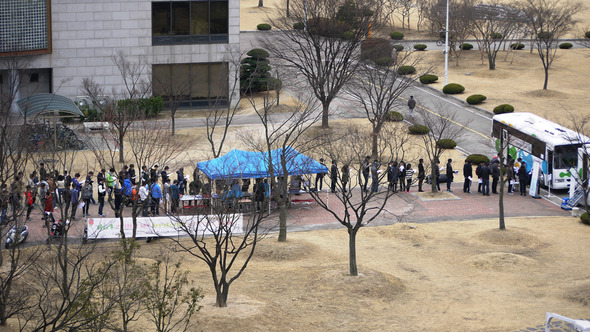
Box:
[462,157,530,196]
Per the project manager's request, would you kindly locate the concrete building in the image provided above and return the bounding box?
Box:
[0,0,240,110]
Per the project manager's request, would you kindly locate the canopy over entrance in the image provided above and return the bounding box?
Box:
[197,148,328,180]
[17,93,83,118]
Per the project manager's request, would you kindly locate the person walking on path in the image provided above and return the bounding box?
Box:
[491,160,500,194]
[481,162,491,196]
[330,160,338,193]
[463,159,473,193]
[518,162,528,196]
[417,159,425,192]
[407,96,416,120]
[446,159,454,192]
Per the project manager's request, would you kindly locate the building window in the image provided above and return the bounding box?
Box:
[0,0,51,55]
[29,73,39,83]
[152,1,228,45]
[152,63,228,107]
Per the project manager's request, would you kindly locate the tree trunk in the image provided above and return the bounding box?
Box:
[119,132,125,164]
[488,53,496,70]
[321,102,330,129]
[286,0,290,17]
[431,161,438,193]
[171,113,176,136]
[371,131,378,159]
[258,0,263,7]
[215,284,228,307]
[499,173,505,230]
[278,199,287,242]
[543,66,549,90]
[349,228,358,276]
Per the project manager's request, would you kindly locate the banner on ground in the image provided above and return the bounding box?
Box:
[529,160,540,196]
[86,214,243,239]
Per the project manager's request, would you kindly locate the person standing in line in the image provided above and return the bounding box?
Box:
[434,160,441,191]
[170,179,180,214]
[446,158,454,192]
[81,181,93,217]
[149,180,162,215]
[315,158,326,191]
[86,171,97,204]
[70,183,80,220]
[176,167,186,194]
[128,164,136,185]
[491,160,500,194]
[463,159,473,193]
[44,191,55,228]
[518,162,528,196]
[138,183,149,217]
[362,156,371,192]
[398,161,406,192]
[391,161,399,193]
[417,159,425,192]
[97,178,107,217]
[506,161,515,195]
[407,96,416,120]
[371,160,379,193]
[62,182,71,219]
[341,164,349,193]
[163,178,171,214]
[387,161,394,189]
[330,160,338,193]
[405,163,414,192]
[481,162,491,196]
[476,161,484,193]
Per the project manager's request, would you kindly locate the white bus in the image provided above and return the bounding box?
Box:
[492,112,590,190]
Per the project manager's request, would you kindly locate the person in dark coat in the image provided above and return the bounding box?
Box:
[491,161,500,194]
[480,162,491,196]
[476,161,484,193]
[315,159,326,191]
[341,165,349,193]
[330,160,338,193]
[434,160,441,191]
[446,159,454,192]
[463,159,473,193]
[391,161,399,193]
[362,156,370,192]
[518,162,528,196]
[371,160,379,193]
[506,161,515,194]
[417,159,425,192]
[254,178,265,211]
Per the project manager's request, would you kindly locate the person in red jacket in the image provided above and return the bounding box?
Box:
[44,191,55,228]
[24,185,35,220]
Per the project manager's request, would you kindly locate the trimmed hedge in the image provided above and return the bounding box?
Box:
[419,74,438,84]
[493,104,515,114]
[466,94,487,105]
[442,83,465,94]
[414,44,427,51]
[559,42,573,49]
[392,44,404,52]
[293,22,304,30]
[408,124,429,135]
[460,43,473,50]
[247,48,270,59]
[117,96,164,118]
[385,111,403,122]
[466,154,490,164]
[257,23,272,31]
[491,32,503,40]
[510,43,525,50]
[437,139,457,149]
[390,31,404,40]
[582,211,589,225]
[397,65,416,75]
[586,31,590,39]
[375,57,395,67]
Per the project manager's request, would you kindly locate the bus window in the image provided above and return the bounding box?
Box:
[554,145,580,169]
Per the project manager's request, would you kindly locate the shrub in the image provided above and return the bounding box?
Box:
[586,31,590,39]
[582,212,589,225]
[491,32,503,40]
[408,124,429,135]
[385,111,403,122]
[466,94,487,105]
[375,57,395,67]
[419,74,438,84]
[442,83,465,94]
[247,48,270,59]
[257,23,272,31]
[308,17,351,38]
[510,43,525,50]
[392,44,404,52]
[117,97,164,118]
[466,154,490,164]
[390,31,404,40]
[241,48,273,93]
[397,66,416,75]
[414,44,427,51]
[293,22,304,30]
[361,38,393,62]
[437,139,457,149]
[460,43,473,50]
[559,42,573,49]
[493,104,515,114]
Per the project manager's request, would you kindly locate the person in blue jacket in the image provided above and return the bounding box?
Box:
[149,180,162,215]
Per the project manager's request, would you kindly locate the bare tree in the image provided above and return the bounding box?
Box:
[396,0,417,30]
[417,105,469,193]
[469,2,524,70]
[345,55,422,158]
[428,0,475,66]
[265,0,385,128]
[519,0,581,89]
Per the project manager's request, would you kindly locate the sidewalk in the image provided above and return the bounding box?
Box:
[15,181,569,246]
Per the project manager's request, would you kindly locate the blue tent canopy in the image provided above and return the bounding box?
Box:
[197,148,328,180]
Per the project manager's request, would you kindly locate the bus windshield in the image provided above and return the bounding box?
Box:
[554,145,580,169]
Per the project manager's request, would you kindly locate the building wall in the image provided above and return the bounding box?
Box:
[25,0,239,106]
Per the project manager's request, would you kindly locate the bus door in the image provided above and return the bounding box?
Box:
[547,149,554,187]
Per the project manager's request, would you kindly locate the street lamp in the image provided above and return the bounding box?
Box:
[444,0,449,85]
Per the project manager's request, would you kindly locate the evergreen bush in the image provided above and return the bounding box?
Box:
[466,154,490,164]
[436,139,457,149]
[466,94,487,105]
[390,31,404,40]
[442,83,465,94]
[397,66,416,75]
[375,57,395,67]
[293,22,304,30]
[493,104,515,114]
[241,48,273,93]
[582,212,589,225]
[414,44,427,51]
[586,31,590,39]
[510,43,525,50]
[392,44,404,52]
[460,43,473,50]
[419,74,438,84]
[257,23,272,31]
[408,124,429,135]
[491,32,503,40]
[559,42,573,49]
[385,111,403,122]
